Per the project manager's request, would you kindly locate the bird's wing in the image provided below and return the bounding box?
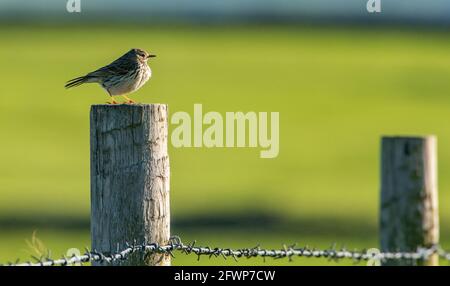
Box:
[87,58,137,78]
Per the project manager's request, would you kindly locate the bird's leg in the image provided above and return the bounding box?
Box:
[122,95,135,104]
[106,96,119,104]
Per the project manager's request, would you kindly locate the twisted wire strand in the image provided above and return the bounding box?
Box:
[1,237,449,266]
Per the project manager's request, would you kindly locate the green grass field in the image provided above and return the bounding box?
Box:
[1,25,450,265]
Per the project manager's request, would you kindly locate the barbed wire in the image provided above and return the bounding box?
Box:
[1,236,449,266]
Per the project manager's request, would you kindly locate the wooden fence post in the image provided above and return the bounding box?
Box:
[380,136,439,266]
[90,104,170,266]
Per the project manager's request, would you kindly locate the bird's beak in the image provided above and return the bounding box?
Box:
[147,54,156,59]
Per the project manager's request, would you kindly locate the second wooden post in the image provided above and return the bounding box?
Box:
[90,104,170,266]
[380,136,439,266]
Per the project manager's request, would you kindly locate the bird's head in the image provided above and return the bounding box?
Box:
[131,48,156,63]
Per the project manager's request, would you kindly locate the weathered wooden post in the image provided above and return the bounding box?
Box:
[380,136,439,266]
[90,104,170,266]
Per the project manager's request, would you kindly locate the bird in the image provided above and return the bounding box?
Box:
[65,48,156,104]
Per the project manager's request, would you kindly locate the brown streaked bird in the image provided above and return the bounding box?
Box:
[65,48,156,104]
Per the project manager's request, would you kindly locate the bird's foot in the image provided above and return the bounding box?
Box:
[106,100,119,105]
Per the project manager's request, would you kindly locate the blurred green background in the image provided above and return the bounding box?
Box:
[1,23,450,265]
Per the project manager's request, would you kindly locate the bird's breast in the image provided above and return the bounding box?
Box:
[135,65,150,87]
[103,64,151,96]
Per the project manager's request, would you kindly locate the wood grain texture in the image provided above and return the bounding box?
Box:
[90,104,170,266]
[380,136,439,266]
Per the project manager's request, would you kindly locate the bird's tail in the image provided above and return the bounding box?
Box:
[65,75,95,89]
